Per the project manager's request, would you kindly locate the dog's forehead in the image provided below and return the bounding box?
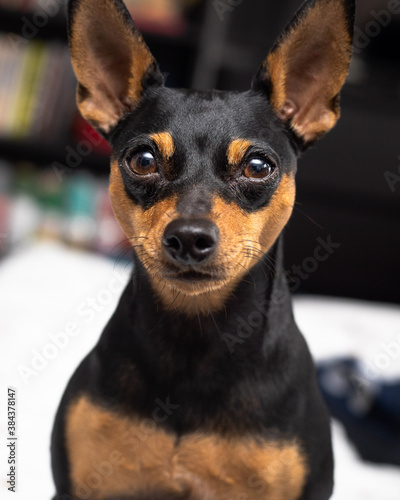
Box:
[114,87,294,160]
[165,88,270,132]
[170,90,284,145]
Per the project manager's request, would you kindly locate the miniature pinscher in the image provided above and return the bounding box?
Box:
[51,0,355,498]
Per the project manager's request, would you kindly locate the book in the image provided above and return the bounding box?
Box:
[0,38,75,141]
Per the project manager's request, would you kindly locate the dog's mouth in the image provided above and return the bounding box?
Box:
[162,266,225,285]
[153,262,228,295]
[167,271,213,282]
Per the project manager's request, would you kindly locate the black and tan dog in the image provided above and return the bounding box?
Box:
[51,0,355,498]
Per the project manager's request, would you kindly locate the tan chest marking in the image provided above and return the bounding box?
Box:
[66,396,308,500]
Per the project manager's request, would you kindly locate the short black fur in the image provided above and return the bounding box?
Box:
[51,0,356,498]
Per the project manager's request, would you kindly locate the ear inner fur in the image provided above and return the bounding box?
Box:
[68,0,161,134]
[255,0,354,143]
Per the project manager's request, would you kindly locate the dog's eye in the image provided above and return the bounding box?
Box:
[127,151,157,175]
[243,158,275,179]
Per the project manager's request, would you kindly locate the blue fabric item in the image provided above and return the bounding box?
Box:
[317,358,400,466]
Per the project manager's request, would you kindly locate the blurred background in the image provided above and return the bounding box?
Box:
[0,0,400,497]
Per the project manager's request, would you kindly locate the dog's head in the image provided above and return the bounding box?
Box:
[68,0,354,314]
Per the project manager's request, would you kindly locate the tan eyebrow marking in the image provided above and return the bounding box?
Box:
[227,138,253,170]
[150,131,175,160]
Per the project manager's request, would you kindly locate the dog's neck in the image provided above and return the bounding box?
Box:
[97,236,298,431]
[115,237,294,361]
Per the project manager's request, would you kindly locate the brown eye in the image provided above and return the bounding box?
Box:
[127,151,157,175]
[243,158,275,179]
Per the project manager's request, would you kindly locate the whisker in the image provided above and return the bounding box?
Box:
[193,296,203,335]
[293,206,324,230]
[207,306,224,343]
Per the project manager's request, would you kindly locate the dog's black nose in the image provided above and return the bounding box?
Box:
[163,219,219,266]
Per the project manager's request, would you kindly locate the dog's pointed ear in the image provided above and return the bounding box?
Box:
[252,0,355,145]
[67,0,163,135]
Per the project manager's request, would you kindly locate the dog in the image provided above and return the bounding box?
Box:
[51,0,355,498]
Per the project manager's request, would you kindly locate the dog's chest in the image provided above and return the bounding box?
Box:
[65,395,307,500]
